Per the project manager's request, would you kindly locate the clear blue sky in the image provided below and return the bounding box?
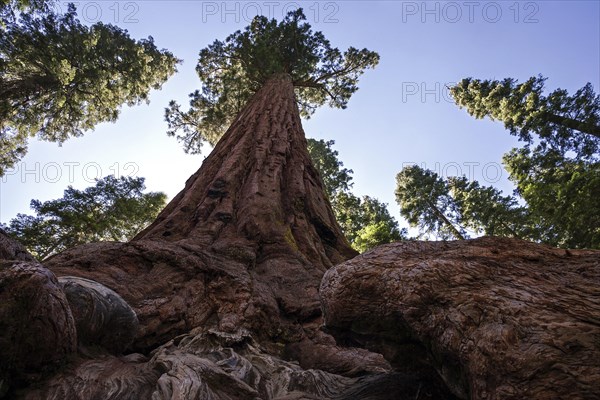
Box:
[1,1,599,234]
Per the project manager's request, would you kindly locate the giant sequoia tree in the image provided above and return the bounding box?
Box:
[0,1,179,175]
[162,9,390,253]
[136,9,379,274]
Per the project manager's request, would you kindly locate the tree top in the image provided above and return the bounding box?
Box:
[165,8,380,153]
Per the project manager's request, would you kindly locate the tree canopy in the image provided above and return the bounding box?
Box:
[395,77,600,248]
[306,138,353,199]
[503,148,600,248]
[450,76,600,160]
[395,156,600,249]
[335,192,406,253]
[307,138,405,252]
[4,175,167,259]
[395,165,467,240]
[165,9,379,153]
[0,1,179,175]
[395,165,532,241]
[0,0,49,23]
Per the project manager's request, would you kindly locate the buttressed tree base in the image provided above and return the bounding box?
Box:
[1,73,456,399]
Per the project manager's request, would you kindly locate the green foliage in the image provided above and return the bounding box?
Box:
[1,0,51,24]
[395,165,538,241]
[395,165,467,240]
[503,148,600,248]
[450,76,600,159]
[326,191,359,240]
[400,78,600,247]
[448,176,532,239]
[166,9,379,153]
[0,1,179,175]
[307,138,404,251]
[4,176,167,259]
[337,194,406,252]
[353,221,403,254]
[306,138,353,198]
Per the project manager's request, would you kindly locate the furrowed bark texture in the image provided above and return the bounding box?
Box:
[321,237,600,400]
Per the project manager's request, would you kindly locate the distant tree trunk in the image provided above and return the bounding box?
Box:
[424,198,465,240]
[543,112,600,139]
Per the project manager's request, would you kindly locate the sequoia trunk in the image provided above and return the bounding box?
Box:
[136,73,356,266]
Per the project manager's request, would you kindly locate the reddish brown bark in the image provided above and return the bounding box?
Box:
[0,261,77,390]
[136,73,355,265]
[321,237,600,399]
